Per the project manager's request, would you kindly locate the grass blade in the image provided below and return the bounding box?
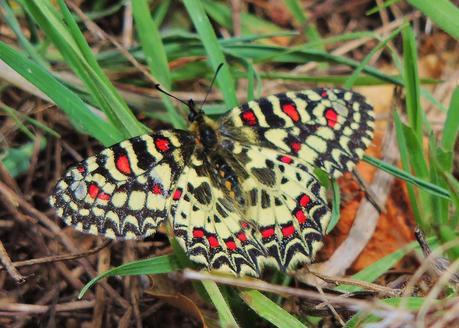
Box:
[183,0,238,108]
[363,154,450,200]
[344,26,403,89]
[202,280,239,328]
[407,0,459,39]
[0,41,122,146]
[327,179,341,234]
[79,255,179,298]
[402,25,422,140]
[132,0,185,128]
[441,86,459,153]
[335,240,419,293]
[240,290,306,328]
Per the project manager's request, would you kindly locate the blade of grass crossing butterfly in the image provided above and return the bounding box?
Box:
[240,290,307,328]
[202,280,239,328]
[79,255,180,298]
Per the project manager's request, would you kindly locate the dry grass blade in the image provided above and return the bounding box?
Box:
[0,239,26,284]
[0,240,112,271]
[182,269,408,315]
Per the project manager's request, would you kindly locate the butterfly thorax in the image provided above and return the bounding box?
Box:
[190,115,220,150]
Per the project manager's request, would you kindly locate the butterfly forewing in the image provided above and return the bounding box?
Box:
[219,88,374,178]
[50,130,195,240]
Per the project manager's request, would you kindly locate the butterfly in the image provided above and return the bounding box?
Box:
[49,87,374,277]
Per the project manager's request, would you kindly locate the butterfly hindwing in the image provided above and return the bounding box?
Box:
[169,151,266,276]
[223,139,330,271]
[219,88,374,178]
[50,130,195,240]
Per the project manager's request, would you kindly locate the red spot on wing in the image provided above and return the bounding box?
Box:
[155,138,170,152]
[193,229,204,238]
[172,188,182,201]
[152,184,163,195]
[207,235,220,248]
[241,111,257,126]
[279,156,293,164]
[325,108,338,128]
[299,194,310,207]
[225,239,237,251]
[97,192,111,201]
[237,232,247,242]
[282,103,300,122]
[77,166,85,173]
[241,222,248,229]
[291,142,301,153]
[261,227,275,239]
[321,90,328,97]
[88,184,100,199]
[295,209,307,224]
[116,155,131,175]
[282,225,295,237]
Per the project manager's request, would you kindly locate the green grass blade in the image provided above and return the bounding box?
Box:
[345,297,426,328]
[402,124,432,216]
[240,290,306,328]
[21,0,146,140]
[0,41,122,146]
[327,179,341,234]
[202,280,239,328]
[441,86,459,153]
[283,0,323,50]
[402,25,422,140]
[0,102,59,139]
[407,0,459,39]
[79,255,179,299]
[335,240,419,293]
[132,0,170,87]
[366,0,402,15]
[0,103,35,140]
[255,71,438,86]
[152,0,171,27]
[363,154,450,200]
[0,1,47,67]
[183,0,238,108]
[393,111,425,227]
[202,0,287,36]
[56,0,146,138]
[344,26,403,89]
[132,0,185,129]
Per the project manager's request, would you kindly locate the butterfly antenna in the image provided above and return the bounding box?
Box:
[199,63,224,112]
[155,84,197,114]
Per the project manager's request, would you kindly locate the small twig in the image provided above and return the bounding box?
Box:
[0,239,26,284]
[66,1,158,86]
[0,240,112,271]
[230,0,242,37]
[353,169,385,214]
[306,270,401,296]
[0,301,95,314]
[182,269,406,314]
[0,182,130,309]
[415,226,459,283]
[315,284,346,326]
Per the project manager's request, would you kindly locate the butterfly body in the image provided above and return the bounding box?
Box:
[50,88,374,276]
